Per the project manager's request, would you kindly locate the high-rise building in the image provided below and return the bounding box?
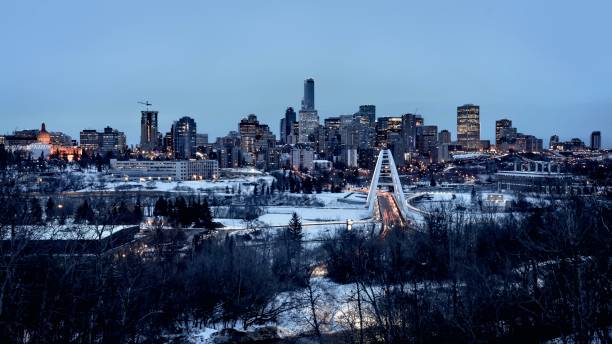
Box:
[401,113,421,153]
[281,107,296,144]
[591,131,601,150]
[356,105,376,125]
[302,78,315,111]
[238,114,276,168]
[100,126,124,155]
[376,117,402,148]
[438,129,451,145]
[163,129,174,155]
[495,119,512,145]
[239,114,259,161]
[416,125,438,155]
[457,104,480,151]
[140,110,159,151]
[214,131,242,168]
[298,78,319,143]
[172,116,197,159]
[80,129,100,153]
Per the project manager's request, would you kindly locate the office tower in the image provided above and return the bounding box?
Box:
[172,116,197,159]
[298,109,319,143]
[196,133,208,147]
[302,78,315,111]
[214,131,241,168]
[401,113,420,153]
[416,125,438,155]
[298,79,319,143]
[438,129,451,145]
[239,114,259,162]
[549,135,560,150]
[591,131,601,150]
[356,105,376,125]
[140,110,159,151]
[281,107,296,144]
[80,129,100,153]
[457,104,480,151]
[495,119,512,145]
[376,117,402,148]
[100,127,126,155]
[238,114,276,168]
[163,124,174,155]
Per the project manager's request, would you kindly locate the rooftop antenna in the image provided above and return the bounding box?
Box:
[138,100,152,111]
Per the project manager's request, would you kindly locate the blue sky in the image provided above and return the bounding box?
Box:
[1,0,610,147]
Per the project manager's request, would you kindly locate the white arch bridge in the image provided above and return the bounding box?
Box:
[365,149,417,229]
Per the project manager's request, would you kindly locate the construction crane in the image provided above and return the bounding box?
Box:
[138,100,152,111]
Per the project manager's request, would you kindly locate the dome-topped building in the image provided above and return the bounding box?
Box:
[37,123,51,144]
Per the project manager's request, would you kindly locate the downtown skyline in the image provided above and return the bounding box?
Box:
[0,79,608,149]
[1,0,611,146]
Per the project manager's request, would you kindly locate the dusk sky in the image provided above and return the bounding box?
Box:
[1,0,610,147]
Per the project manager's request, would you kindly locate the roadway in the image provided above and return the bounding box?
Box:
[377,191,405,236]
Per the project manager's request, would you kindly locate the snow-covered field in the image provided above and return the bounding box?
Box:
[214,192,371,234]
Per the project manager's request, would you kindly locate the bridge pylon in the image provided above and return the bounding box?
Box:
[366,149,409,219]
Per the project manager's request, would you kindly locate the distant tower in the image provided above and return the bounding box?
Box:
[457,104,480,151]
[298,78,319,143]
[590,131,601,150]
[172,116,197,159]
[302,78,315,111]
[140,110,159,151]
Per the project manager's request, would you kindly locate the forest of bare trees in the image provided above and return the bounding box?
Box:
[0,184,610,343]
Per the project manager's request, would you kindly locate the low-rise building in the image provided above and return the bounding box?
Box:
[110,159,219,181]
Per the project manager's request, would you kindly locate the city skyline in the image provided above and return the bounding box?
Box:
[1,1,610,147]
[0,83,608,149]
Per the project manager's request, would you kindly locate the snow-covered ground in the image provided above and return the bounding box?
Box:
[211,192,372,241]
[75,174,275,194]
[2,223,133,240]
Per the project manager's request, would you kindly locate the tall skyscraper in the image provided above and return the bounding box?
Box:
[401,113,420,153]
[302,78,315,111]
[457,104,480,151]
[140,111,159,151]
[298,78,319,143]
[591,131,601,150]
[172,116,197,159]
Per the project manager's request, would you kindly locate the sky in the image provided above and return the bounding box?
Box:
[0,0,611,147]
